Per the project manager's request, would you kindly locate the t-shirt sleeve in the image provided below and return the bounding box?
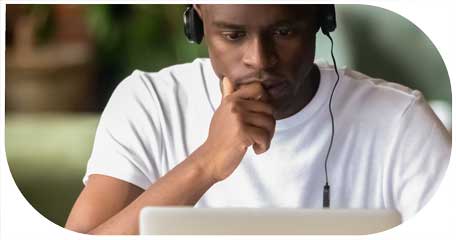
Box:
[385,91,451,220]
[83,71,163,190]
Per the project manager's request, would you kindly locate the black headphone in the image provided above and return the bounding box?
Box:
[183,5,339,209]
[183,4,337,44]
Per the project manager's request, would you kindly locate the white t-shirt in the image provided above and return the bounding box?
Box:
[83,58,450,220]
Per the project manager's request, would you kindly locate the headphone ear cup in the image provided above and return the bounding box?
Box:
[183,6,204,44]
[319,4,337,35]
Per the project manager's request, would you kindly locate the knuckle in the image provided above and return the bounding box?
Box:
[238,122,248,133]
[224,95,234,104]
[225,98,239,112]
[223,95,231,101]
[258,102,273,114]
[260,128,272,141]
[234,112,244,123]
[269,117,276,128]
[239,134,252,148]
[230,104,238,114]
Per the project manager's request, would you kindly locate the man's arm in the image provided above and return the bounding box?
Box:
[64,175,144,233]
[386,92,451,220]
[65,78,275,235]
[65,144,217,235]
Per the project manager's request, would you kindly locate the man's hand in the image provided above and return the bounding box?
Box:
[201,77,276,182]
[66,79,276,235]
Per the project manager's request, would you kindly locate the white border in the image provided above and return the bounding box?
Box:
[1,1,455,239]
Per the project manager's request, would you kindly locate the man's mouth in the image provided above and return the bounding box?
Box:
[264,81,284,90]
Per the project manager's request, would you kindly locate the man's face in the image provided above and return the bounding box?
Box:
[197,4,319,110]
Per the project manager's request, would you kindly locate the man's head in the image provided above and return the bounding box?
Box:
[193,4,322,118]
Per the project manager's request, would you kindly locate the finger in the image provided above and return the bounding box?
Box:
[243,112,276,140]
[238,99,275,116]
[246,125,271,154]
[234,82,269,102]
[253,143,266,155]
[222,77,235,98]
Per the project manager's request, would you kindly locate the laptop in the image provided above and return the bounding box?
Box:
[139,207,402,235]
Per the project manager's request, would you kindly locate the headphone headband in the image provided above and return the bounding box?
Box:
[183,4,337,44]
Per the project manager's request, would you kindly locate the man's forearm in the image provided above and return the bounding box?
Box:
[88,144,217,235]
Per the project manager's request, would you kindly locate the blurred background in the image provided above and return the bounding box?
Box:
[5,4,452,227]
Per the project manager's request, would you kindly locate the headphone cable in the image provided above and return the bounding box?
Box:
[322,32,340,208]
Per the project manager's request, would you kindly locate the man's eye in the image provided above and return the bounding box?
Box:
[274,28,293,37]
[222,32,246,41]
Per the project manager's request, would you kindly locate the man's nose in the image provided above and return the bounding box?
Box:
[242,36,278,71]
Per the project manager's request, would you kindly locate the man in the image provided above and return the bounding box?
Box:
[65,5,450,235]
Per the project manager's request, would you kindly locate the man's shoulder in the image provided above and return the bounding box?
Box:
[315,60,421,104]
[127,58,209,84]
[345,68,420,99]
[110,58,214,115]
[324,65,426,122]
[338,67,423,109]
[116,58,211,97]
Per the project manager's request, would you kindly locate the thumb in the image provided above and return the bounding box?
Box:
[222,76,235,98]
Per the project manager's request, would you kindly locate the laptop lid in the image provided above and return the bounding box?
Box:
[139,207,402,235]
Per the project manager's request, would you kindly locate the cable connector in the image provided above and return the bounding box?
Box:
[323,184,330,208]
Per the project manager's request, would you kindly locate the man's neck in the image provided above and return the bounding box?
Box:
[274,64,320,120]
